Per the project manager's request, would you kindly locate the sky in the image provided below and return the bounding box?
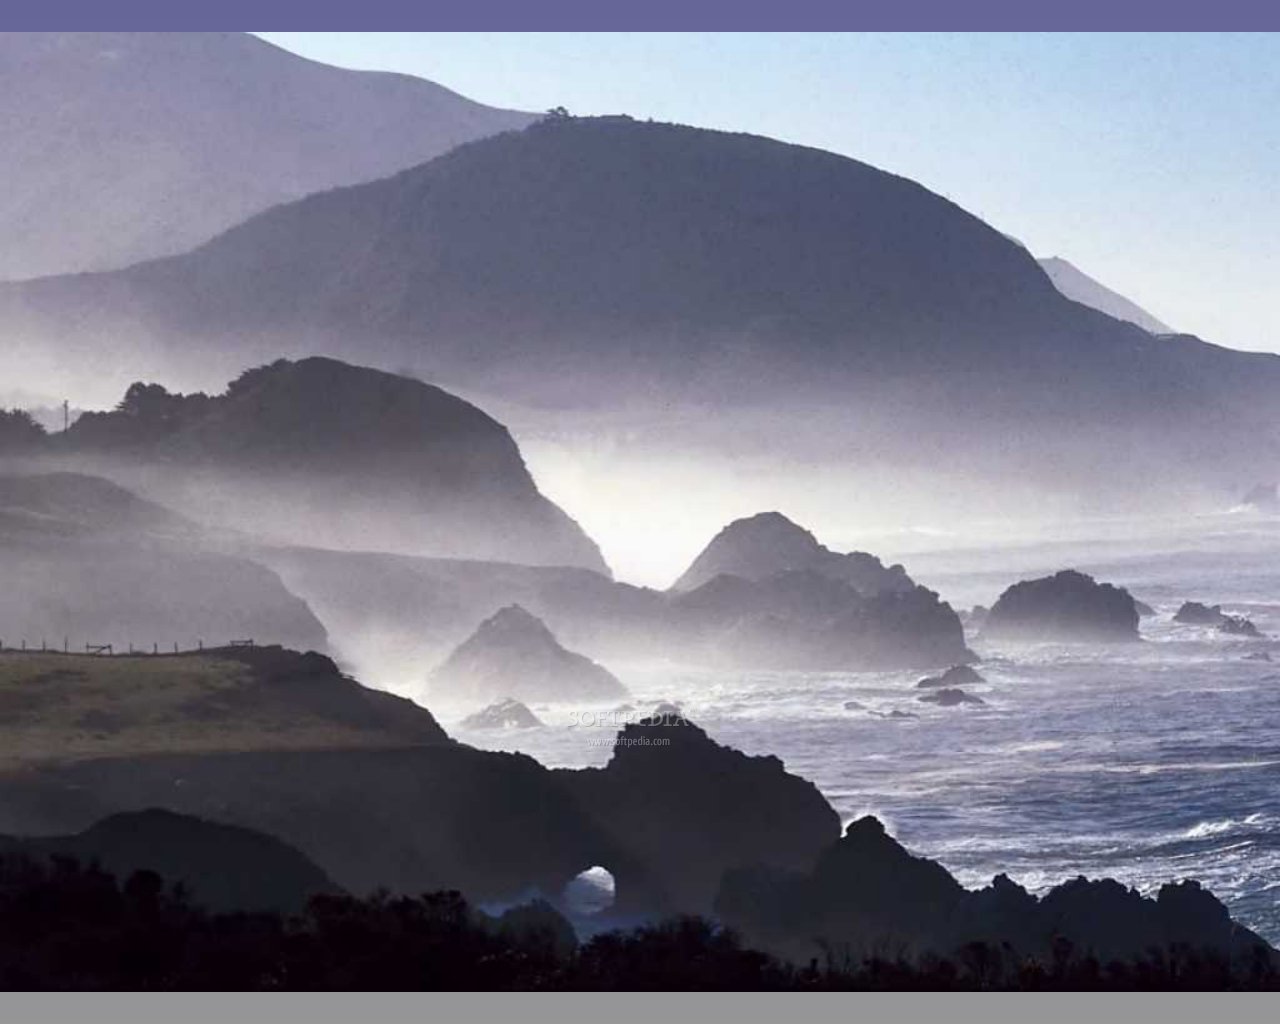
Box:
[256,32,1278,355]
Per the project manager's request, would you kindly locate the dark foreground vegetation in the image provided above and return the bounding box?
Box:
[0,856,1274,991]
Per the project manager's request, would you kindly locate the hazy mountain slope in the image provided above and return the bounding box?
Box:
[0,472,329,652]
[9,359,608,572]
[0,32,534,278]
[6,116,1278,508]
[1038,256,1173,334]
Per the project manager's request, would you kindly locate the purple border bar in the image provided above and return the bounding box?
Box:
[2,1,1278,30]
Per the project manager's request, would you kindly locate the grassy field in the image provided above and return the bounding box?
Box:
[0,648,444,769]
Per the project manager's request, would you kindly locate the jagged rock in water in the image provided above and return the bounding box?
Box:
[917,687,985,707]
[429,604,626,706]
[1175,601,1227,625]
[1220,615,1263,638]
[460,699,543,731]
[917,664,985,689]
[1134,599,1156,617]
[716,815,1276,968]
[1172,602,1262,636]
[672,512,913,595]
[985,570,1140,642]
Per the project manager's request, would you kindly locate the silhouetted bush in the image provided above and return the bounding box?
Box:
[0,854,1273,991]
[0,408,45,450]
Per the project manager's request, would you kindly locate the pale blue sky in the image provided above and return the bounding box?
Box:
[258,32,1279,353]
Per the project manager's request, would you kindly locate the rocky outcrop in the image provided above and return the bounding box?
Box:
[461,699,543,731]
[0,647,836,917]
[556,714,841,915]
[1220,615,1263,638]
[1174,602,1264,637]
[0,809,340,913]
[716,816,1275,970]
[1175,601,1227,625]
[669,568,971,672]
[672,512,913,595]
[917,665,984,689]
[430,605,626,706]
[985,570,1140,642]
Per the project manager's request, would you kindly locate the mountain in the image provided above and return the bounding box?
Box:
[9,358,607,572]
[671,511,913,593]
[1038,256,1173,334]
[0,32,533,279]
[5,116,1277,513]
[0,472,329,652]
[429,604,627,707]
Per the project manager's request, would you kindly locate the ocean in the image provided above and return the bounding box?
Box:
[448,512,1280,943]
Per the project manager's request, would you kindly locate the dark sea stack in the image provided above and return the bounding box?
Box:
[1174,601,1227,625]
[917,664,985,689]
[0,809,340,914]
[43,358,608,572]
[716,817,1276,969]
[666,519,971,671]
[672,512,913,595]
[556,715,841,915]
[917,687,985,707]
[460,699,544,731]
[1134,599,1156,617]
[985,570,1140,642]
[430,604,626,706]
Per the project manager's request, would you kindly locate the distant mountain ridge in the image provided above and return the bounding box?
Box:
[4,116,1278,510]
[0,31,534,278]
